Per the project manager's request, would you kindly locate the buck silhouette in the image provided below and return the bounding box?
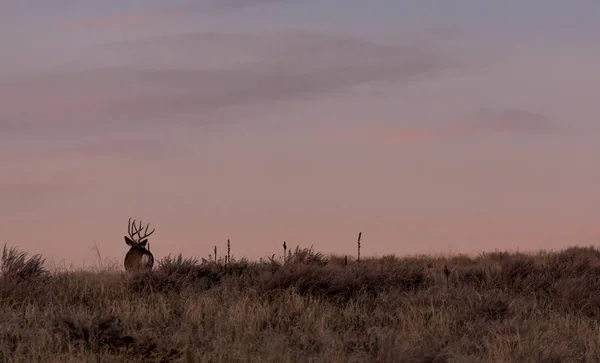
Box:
[124,218,155,272]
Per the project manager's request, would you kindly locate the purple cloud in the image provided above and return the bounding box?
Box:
[64,0,293,29]
[351,108,558,146]
[466,108,557,133]
[0,31,456,135]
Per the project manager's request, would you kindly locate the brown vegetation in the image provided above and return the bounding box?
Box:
[2,244,600,362]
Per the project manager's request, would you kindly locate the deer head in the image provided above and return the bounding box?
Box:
[124,218,155,272]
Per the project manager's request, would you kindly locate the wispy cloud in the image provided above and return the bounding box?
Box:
[464,108,557,134]
[0,30,454,135]
[351,108,558,146]
[64,0,290,30]
[1,137,176,161]
[66,11,158,30]
[0,166,97,212]
[0,178,91,197]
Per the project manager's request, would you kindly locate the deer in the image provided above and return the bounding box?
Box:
[124,218,155,272]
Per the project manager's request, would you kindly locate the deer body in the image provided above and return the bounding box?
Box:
[124,219,155,272]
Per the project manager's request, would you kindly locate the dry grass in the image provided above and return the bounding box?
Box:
[2,244,600,362]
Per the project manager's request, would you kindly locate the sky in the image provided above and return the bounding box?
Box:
[1,1,600,268]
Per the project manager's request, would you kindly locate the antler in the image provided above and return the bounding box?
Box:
[127,218,155,242]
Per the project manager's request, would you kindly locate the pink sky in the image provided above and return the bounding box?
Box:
[1,1,600,268]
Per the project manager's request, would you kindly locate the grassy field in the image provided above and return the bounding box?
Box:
[2,244,600,362]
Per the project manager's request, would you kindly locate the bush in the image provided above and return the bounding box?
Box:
[1,244,47,284]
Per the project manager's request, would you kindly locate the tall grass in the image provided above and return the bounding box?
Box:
[2,244,600,362]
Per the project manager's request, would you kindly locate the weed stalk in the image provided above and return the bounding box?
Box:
[357,232,362,264]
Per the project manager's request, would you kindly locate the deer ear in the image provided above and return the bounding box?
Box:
[139,239,148,247]
[125,236,135,246]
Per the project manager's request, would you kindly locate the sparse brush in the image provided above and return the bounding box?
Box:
[287,245,328,266]
[2,246,600,362]
[158,254,199,276]
[1,244,47,284]
[267,253,278,265]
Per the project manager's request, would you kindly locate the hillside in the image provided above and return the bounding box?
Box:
[1,245,600,362]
